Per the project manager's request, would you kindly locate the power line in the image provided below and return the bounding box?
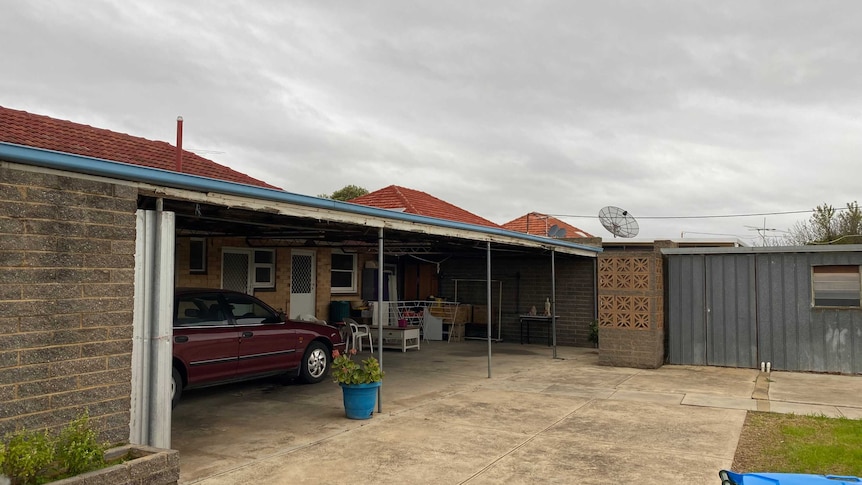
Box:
[549,209,824,220]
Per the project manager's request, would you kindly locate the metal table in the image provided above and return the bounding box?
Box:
[519,315,556,346]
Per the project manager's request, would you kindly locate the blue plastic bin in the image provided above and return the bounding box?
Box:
[720,470,861,485]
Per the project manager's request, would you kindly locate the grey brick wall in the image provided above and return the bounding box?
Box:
[0,166,137,444]
[437,253,596,346]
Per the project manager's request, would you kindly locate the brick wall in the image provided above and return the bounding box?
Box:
[174,239,371,322]
[175,237,295,314]
[597,244,669,368]
[437,253,595,346]
[0,166,137,443]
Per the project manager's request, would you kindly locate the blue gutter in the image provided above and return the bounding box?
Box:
[1,142,601,254]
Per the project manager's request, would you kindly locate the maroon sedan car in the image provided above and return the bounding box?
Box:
[171,288,345,407]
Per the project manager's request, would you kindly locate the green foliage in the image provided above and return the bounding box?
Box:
[318,185,369,201]
[0,411,108,484]
[588,319,599,346]
[1,429,55,485]
[331,349,384,384]
[55,411,105,476]
[787,201,862,245]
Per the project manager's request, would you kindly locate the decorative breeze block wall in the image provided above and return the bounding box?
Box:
[598,244,670,368]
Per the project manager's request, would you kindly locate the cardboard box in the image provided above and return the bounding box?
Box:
[428,303,471,324]
[471,305,498,324]
[454,304,471,324]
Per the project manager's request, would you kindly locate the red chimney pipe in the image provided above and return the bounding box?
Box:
[176,116,184,173]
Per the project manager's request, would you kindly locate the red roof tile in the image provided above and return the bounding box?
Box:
[349,185,502,228]
[0,106,280,189]
[503,212,593,238]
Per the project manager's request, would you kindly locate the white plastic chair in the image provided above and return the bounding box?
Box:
[343,318,374,353]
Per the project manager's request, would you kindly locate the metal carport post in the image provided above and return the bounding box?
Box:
[551,247,557,359]
[486,241,493,377]
[377,227,384,413]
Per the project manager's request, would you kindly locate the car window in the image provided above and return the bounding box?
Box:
[224,294,280,325]
[174,294,229,327]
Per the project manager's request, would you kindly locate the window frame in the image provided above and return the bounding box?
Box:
[189,237,207,274]
[811,264,861,308]
[252,249,276,290]
[330,250,357,294]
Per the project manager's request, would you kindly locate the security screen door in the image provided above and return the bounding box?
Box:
[222,250,252,294]
[289,249,316,319]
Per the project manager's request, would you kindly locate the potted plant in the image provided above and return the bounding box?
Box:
[331,349,384,420]
[588,319,599,348]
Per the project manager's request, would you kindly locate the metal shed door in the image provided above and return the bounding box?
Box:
[668,254,759,368]
[705,255,758,368]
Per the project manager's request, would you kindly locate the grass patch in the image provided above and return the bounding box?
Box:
[733,411,862,476]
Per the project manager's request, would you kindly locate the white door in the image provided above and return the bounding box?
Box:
[222,249,252,294]
[290,249,316,319]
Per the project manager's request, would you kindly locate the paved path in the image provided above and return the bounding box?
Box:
[172,342,862,484]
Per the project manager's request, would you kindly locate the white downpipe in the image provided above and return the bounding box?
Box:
[130,210,175,448]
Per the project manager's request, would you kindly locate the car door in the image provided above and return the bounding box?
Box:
[225,293,299,376]
[173,292,239,386]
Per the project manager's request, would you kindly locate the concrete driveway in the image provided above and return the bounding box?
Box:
[171,341,862,484]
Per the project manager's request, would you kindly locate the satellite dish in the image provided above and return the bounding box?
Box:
[599,206,639,238]
[546,224,568,239]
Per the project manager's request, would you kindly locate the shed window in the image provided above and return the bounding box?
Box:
[812,265,861,307]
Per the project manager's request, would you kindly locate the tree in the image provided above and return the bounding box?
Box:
[318,185,369,201]
[785,201,862,245]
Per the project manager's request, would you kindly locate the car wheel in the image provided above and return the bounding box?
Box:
[171,367,183,408]
[299,341,329,384]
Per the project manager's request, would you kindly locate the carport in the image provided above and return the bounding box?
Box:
[1,142,600,451]
[133,172,600,449]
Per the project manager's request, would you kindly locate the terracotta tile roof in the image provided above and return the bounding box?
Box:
[349,185,503,228]
[503,212,593,238]
[0,106,280,189]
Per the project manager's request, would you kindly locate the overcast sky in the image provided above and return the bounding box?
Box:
[3,1,860,244]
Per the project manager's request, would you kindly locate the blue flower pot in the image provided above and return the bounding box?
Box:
[340,382,381,419]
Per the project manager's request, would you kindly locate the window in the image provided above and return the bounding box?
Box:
[331,251,357,294]
[189,238,206,273]
[812,265,861,307]
[174,294,227,327]
[224,293,280,325]
[253,250,275,289]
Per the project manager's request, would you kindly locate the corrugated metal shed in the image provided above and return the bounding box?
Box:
[663,245,862,373]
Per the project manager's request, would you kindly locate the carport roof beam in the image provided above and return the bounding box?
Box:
[1,142,601,257]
